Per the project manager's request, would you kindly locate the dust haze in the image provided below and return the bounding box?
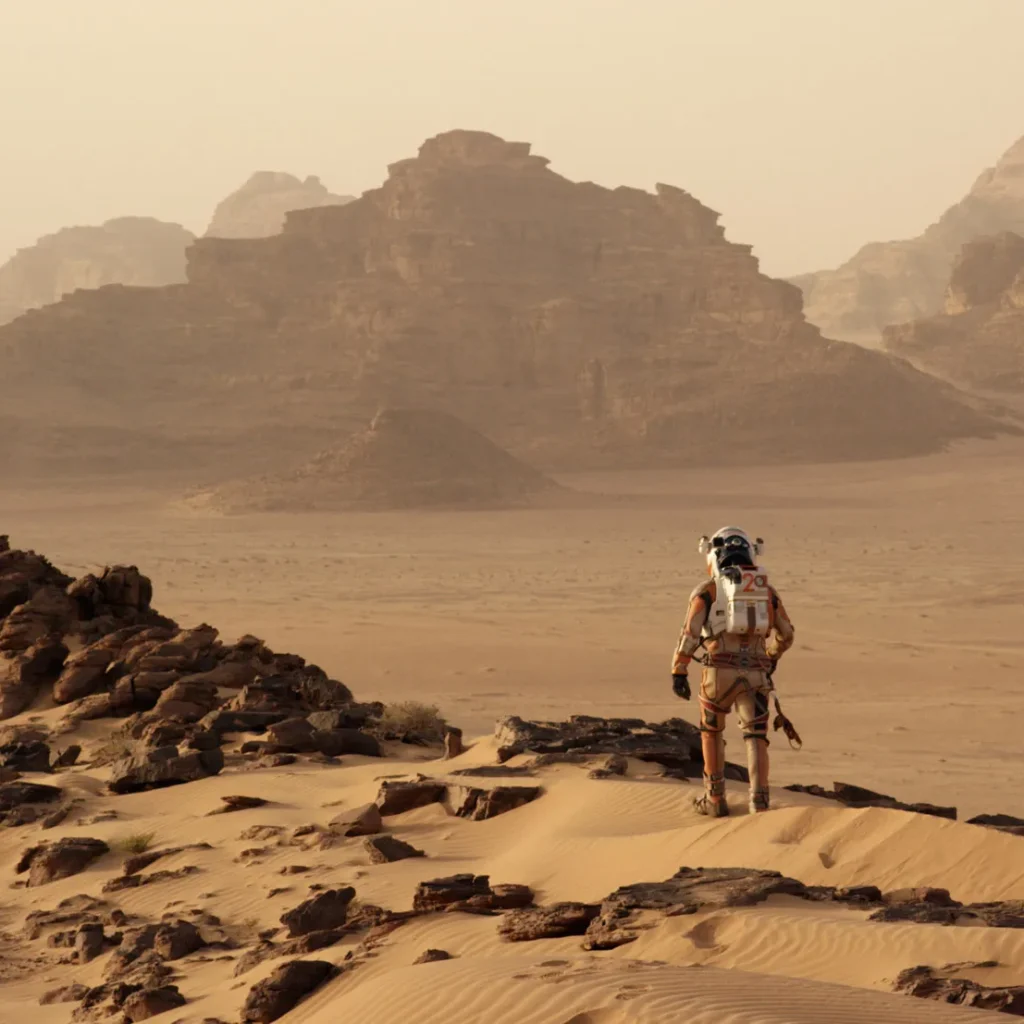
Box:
[3,0,1024,275]
[1,4,1023,1024]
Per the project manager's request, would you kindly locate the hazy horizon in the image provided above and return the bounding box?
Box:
[2,0,1022,278]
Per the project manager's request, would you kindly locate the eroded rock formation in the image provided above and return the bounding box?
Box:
[0,217,193,327]
[792,135,1024,344]
[0,537,412,820]
[0,131,1004,479]
[883,231,1024,390]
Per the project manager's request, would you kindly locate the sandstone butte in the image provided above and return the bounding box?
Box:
[0,130,1007,481]
[791,134,1024,345]
[0,217,194,328]
[883,231,1024,392]
[204,171,354,239]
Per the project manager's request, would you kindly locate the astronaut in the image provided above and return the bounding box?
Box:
[671,527,795,817]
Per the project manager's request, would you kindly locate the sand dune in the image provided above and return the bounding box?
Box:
[2,745,1020,1023]
[304,957,995,1024]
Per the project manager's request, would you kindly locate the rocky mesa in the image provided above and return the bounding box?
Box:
[0,130,1007,480]
[792,134,1024,344]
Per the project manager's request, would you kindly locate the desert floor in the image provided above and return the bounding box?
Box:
[4,439,1022,818]
[2,439,1022,1024]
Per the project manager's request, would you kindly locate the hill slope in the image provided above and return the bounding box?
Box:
[194,408,562,512]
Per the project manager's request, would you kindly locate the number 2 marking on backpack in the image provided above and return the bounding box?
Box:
[742,573,766,592]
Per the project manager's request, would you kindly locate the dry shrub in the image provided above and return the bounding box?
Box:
[115,831,156,854]
[375,701,447,742]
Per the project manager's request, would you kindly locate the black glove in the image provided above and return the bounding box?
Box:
[672,673,691,700]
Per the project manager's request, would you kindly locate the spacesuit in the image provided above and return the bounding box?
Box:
[671,527,795,817]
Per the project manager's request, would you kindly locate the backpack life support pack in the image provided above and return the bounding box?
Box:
[707,565,773,638]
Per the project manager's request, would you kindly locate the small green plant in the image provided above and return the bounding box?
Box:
[115,831,156,855]
[375,701,447,742]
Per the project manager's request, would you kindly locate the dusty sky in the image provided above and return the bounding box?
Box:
[1,0,1022,277]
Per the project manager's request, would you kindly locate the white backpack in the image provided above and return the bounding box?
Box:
[707,565,773,638]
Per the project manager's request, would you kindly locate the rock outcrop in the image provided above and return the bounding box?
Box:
[16,837,110,886]
[205,172,353,239]
[364,835,425,864]
[0,217,193,327]
[413,874,534,913]
[0,131,1004,480]
[893,962,1024,1013]
[496,867,1024,952]
[240,959,336,1023]
[192,408,561,512]
[493,714,744,780]
[107,747,225,794]
[782,781,957,820]
[883,231,1024,390]
[0,537,429,808]
[279,888,355,937]
[792,135,1024,344]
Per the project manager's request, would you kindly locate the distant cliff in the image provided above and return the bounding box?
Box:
[792,136,1024,344]
[205,171,353,239]
[0,217,193,326]
[0,130,1005,479]
[884,231,1024,391]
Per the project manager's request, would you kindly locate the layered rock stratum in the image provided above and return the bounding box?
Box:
[0,217,194,327]
[0,130,1008,479]
[792,135,1024,344]
[204,171,354,239]
[883,231,1024,391]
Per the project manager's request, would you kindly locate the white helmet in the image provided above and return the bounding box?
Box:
[698,526,763,573]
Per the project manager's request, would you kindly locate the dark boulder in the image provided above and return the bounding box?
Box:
[280,888,356,937]
[376,779,447,816]
[499,903,601,941]
[364,835,425,864]
[414,949,453,964]
[108,747,224,794]
[16,836,109,886]
[449,784,543,820]
[328,802,383,837]
[240,960,336,1023]
[313,728,382,758]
